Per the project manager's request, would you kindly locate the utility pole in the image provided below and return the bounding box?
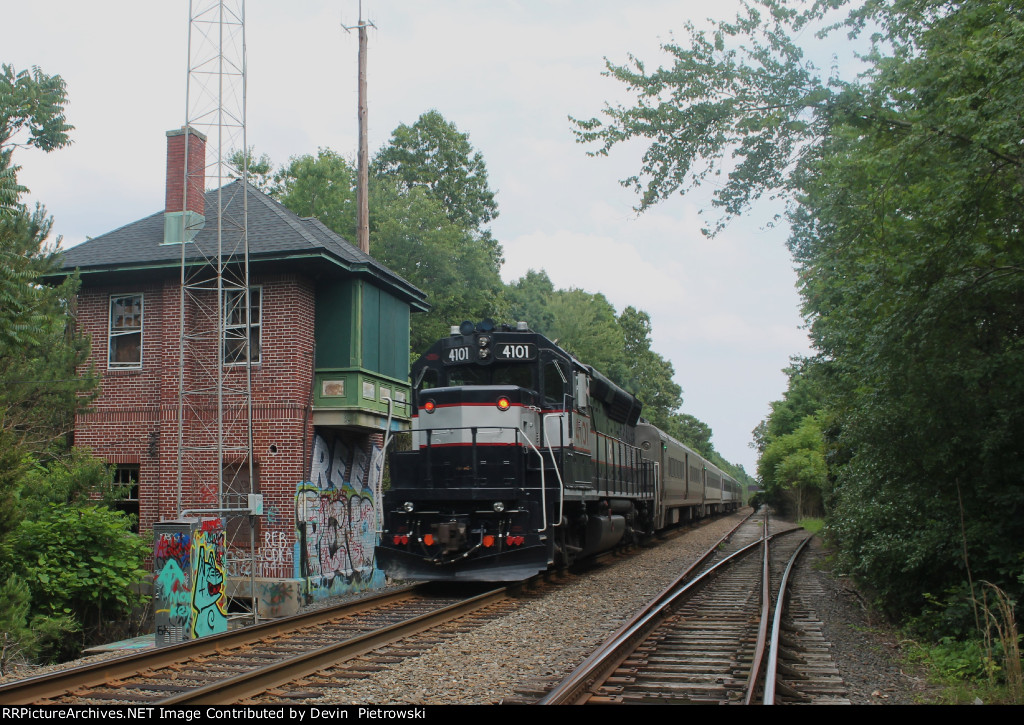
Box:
[345,1,373,254]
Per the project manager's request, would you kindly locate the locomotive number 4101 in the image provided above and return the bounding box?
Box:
[496,343,535,361]
[443,342,537,364]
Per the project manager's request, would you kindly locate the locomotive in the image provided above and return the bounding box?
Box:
[376,320,741,582]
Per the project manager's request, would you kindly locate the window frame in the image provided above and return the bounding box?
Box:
[108,293,144,369]
[112,464,140,533]
[223,286,262,366]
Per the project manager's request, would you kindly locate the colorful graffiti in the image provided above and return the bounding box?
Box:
[153,518,227,645]
[296,431,385,600]
[154,558,191,637]
[154,530,191,571]
[191,522,228,637]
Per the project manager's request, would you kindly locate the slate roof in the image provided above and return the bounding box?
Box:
[58,180,427,309]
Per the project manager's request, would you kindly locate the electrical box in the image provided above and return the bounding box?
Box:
[153,517,228,647]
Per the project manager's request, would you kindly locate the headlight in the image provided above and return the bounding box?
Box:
[496,396,511,411]
[493,501,505,513]
[403,501,415,513]
[422,399,436,414]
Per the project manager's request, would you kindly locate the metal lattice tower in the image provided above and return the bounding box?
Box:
[175,0,257,618]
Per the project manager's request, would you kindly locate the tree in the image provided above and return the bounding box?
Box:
[664,413,714,459]
[0,207,94,465]
[369,181,507,352]
[374,110,499,232]
[0,64,73,215]
[0,66,93,538]
[228,147,276,194]
[576,0,1024,625]
[374,110,503,270]
[618,306,682,428]
[757,413,826,519]
[506,269,557,333]
[570,1,834,234]
[0,64,137,665]
[274,149,358,238]
[542,288,629,384]
[2,501,148,659]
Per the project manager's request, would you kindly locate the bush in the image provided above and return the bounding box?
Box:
[2,504,148,658]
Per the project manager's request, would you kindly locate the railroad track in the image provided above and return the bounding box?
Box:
[0,583,514,705]
[763,537,850,704]
[539,510,849,705]
[1,510,806,706]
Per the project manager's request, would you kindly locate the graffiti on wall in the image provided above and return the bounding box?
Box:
[191,520,228,637]
[295,430,385,600]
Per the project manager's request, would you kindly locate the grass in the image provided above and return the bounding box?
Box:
[903,638,1022,704]
[797,517,824,536]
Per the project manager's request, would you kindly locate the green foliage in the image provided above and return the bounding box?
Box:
[751,357,826,456]
[588,0,1024,629]
[664,413,714,458]
[274,148,358,238]
[374,110,499,232]
[805,0,1024,622]
[1,503,148,657]
[0,63,131,665]
[758,413,826,518]
[506,269,557,333]
[570,0,833,233]
[228,146,276,194]
[910,637,1000,684]
[0,574,77,671]
[0,64,73,215]
[0,74,95,549]
[543,288,629,383]
[369,181,507,352]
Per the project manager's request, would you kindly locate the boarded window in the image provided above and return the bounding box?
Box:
[223,287,261,364]
[109,294,143,368]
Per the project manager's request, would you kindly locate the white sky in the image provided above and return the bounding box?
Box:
[5,1,837,474]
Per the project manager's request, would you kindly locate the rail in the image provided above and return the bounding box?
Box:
[539,510,757,705]
[540,512,810,705]
[763,534,814,704]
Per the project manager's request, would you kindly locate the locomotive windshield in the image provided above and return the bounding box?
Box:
[443,362,535,390]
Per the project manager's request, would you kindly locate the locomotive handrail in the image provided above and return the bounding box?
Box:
[375,395,395,535]
[519,423,551,534]
[542,412,567,528]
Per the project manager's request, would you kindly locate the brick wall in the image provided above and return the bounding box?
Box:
[165,128,206,215]
[74,272,317,576]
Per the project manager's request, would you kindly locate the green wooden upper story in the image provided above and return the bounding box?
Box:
[314,278,416,431]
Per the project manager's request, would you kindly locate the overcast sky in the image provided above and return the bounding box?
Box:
[5,1,839,473]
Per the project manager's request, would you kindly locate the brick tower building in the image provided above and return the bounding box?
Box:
[56,128,427,617]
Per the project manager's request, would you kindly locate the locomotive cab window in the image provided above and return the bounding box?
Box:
[448,365,489,386]
[447,363,535,391]
[492,363,534,390]
[543,360,568,408]
[416,367,439,392]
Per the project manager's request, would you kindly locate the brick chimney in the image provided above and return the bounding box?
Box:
[163,126,207,245]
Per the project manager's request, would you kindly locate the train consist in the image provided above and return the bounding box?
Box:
[376,320,742,581]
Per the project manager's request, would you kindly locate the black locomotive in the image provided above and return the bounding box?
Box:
[376,320,740,581]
